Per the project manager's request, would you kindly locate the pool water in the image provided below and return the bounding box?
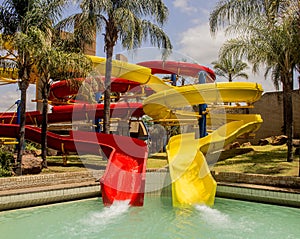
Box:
[0,197,299,239]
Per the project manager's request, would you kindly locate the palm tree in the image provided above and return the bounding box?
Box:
[209,0,300,162]
[57,0,172,134]
[33,38,92,167]
[18,2,94,168]
[0,0,68,174]
[211,54,249,82]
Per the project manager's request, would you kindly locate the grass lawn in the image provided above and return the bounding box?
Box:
[212,145,299,176]
[44,153,169,173]
[43,145,299,177]
[147,153,168,169]
[43,154,106,173]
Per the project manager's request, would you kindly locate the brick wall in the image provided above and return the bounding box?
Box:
[249,90,300,143]
[212,171,300,189]
[0,170,104,191]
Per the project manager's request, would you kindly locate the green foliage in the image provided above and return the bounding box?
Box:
[0,147,14,177]
[211,54,249,82]
[25,141,41,151]
[142,115,154,127]
[58,0,172,134]
[0,0,72,174]
[210,0,300,84]
[209,0,299,162]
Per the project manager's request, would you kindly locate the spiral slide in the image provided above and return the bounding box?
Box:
[143,81,263,207]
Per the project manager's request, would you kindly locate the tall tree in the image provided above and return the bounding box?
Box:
[211,54,249,82]
[57,0,172,134]
[19,1,93,168]
[0,0,68,174]
[33,38,92,167]
[210,0,300,162]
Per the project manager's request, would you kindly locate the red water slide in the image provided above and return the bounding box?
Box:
[0,123,148,206]
[0,77,150,206]
[49,77,154,104]
[0,102,144,125]
[137,60,216,81]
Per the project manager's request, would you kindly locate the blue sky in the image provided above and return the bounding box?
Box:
[0,0,297,112]
[110,0,225,65]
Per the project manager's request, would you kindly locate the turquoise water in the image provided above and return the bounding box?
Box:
[0,197,299,239]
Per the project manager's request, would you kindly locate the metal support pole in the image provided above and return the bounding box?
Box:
[198,71,207,138]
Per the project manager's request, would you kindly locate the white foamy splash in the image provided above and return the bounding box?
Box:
[84,200,130,227]
[195,204,232,228]
[64,200,131,237]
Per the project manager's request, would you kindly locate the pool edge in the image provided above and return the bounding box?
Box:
[0,171,299,211]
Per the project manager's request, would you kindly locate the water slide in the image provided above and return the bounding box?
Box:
[0,57,151,206]
[0,123,147,206]
[48,77,154,104]
[142,79,263,207]
[0,55,263,207]
[0,102,144,125]
[137,60,216,82]
[90,56,263,206]
[166,114,262,207]
[137,60,263,206]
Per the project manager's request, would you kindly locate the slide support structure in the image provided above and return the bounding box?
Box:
[198,71,207,138]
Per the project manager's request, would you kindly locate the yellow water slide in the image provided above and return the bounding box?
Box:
[166,114,262,207]
[89,56,263,207]
[142,82,263,207]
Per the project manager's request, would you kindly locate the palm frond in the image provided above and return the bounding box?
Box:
[209,0,264,35]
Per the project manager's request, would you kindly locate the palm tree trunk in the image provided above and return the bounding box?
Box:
[228,73,232,82]
[41,82,49,168]
[16,80,29,175]
[103,46,113,134]
[228,73,232,106]
[282,82,287,134]
[283,74,294,162]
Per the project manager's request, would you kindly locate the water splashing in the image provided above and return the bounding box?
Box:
[84,200,131,227]
[195,204,232,228]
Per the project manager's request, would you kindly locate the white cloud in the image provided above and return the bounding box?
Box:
[0,84,36,112]
[177,23,278,92]
[172,0,197,14]
[178,22,226,65]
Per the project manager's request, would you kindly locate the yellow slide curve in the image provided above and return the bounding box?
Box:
[166,114,262,207]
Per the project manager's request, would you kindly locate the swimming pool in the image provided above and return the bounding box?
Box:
[0,197,299,239]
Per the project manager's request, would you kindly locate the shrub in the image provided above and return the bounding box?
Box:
[0,147,14,177]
